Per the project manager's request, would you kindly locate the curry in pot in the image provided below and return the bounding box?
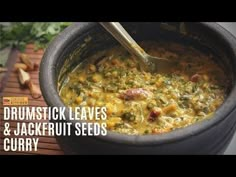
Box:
[59,41,227,135]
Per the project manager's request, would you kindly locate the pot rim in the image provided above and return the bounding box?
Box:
[40,22,236,146]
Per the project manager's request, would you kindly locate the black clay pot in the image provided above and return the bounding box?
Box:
[40,22,236,154]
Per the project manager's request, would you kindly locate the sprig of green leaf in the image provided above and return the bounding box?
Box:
[0,22,72,51]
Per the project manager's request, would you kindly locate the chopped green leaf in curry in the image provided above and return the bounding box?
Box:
[60,41,228,135]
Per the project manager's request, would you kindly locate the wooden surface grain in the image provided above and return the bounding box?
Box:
[0,45,64,155]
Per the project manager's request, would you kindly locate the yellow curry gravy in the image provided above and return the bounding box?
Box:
[60,41,227,135]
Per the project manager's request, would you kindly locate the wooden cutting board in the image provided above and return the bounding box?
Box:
[0,44,64,155]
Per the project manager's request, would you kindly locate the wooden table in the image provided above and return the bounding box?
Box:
[0,45,64,155]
